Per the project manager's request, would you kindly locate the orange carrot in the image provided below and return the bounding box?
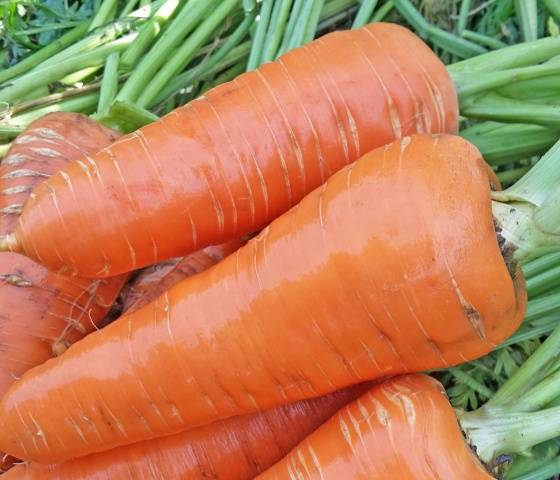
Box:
[0,23,458,277]
[123,239,245,313]
[257,375,492,479]
[4,384,368,479]
[0,113,128,395]
[0,134,525,463]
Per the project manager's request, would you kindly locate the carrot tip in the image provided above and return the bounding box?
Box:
[0,234,21,253]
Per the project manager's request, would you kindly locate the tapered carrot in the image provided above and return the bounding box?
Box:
[0,23,458,277]
[257,375,493,479]
[4,384,368,480]
[0,113,128,395]
[123,239,245,313]
[0,134,534,463]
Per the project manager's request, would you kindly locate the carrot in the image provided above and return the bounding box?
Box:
[0,23,458,278]
[0,113,129,471]
[3,384,369,480]
[257,374,493,479]
[0,134,529,463]
[123,239,245,313]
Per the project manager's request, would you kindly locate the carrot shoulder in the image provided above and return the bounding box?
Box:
[0,134,524,463]
[4,23,458,277]
[0,113,128,396]
[5,384,368,479]
[257,375,493,479]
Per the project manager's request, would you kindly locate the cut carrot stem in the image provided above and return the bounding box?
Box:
[491,138,560,261]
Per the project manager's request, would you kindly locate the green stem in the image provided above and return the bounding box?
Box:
[0,35,137,104]
[458,405,560,463]
[286,0,318,51]
[524,292,560,323]
[461,94,560,128]
[457,0,472,34]
[351,0,378,28]
[543,0,560,22]
[302,0,326,43]
[152,41,251,106]
[497,166,532,186]
[261,0,293,63]
[392,0,430,37]
[508,456,560,480]
[95,100,158,132]
[452,60,560,101]
[38,18,136,71]
[247,0,274,70]
[137,0,239,108]
[460,123,557,166]
[515,0,538,42]
[5,93,100,129]
[526,264,560,297]
[496,317,558,349]
[97,53,120,116]
[449,36,560,72]
[371,0,393,22]
[89,0,119,31]
[120,0,181,69]
[203,60,247,92]
[277,0,304,56]
[319,0,356,21]
[515,369,560,412]
[0,126,22,142]
[497,74,560,100]
[488,324,560,407]
[0,22,90,85]
[523,252,560,279]
[461,30,508,50]
[120,0,140,17]
[117,0,213,103]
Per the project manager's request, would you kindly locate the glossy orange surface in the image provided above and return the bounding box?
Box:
[123,239,245,313]
[4,385,367,479]
[258,375,494,479]
[0,135,525,463]
[11,23,458,277]
[0,113,127,398]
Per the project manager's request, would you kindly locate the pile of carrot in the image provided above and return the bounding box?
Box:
[1,13,560,480]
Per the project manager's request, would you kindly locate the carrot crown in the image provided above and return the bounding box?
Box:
[491,139,560,262]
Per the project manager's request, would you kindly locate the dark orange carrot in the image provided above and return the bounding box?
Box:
[123,239,245,313]
[0,135,525,463]
[0,113,128,395]
[0,23,458,277]
[257,375,492,479]
[3,384,368,479]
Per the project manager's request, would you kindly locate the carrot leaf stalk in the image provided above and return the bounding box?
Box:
[491,138,560,262]
[458,324,560,466]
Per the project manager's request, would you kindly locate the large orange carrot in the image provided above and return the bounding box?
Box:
[4,385,368,480]
[0,134,525,463]
[123,239,245,313]
[0,23,458,278]
[257,375,492,479]
[0,113,128,395]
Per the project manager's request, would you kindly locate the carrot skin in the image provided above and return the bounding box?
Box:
[257,375,493,479]
[0,113,128,396]
[123,239,245,313]
[12,23,458,277]
[4,384,369,479]
[0,113,128,472]
[0,134,525,463]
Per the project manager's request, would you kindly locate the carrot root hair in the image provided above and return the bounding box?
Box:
[0,234,20,253]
